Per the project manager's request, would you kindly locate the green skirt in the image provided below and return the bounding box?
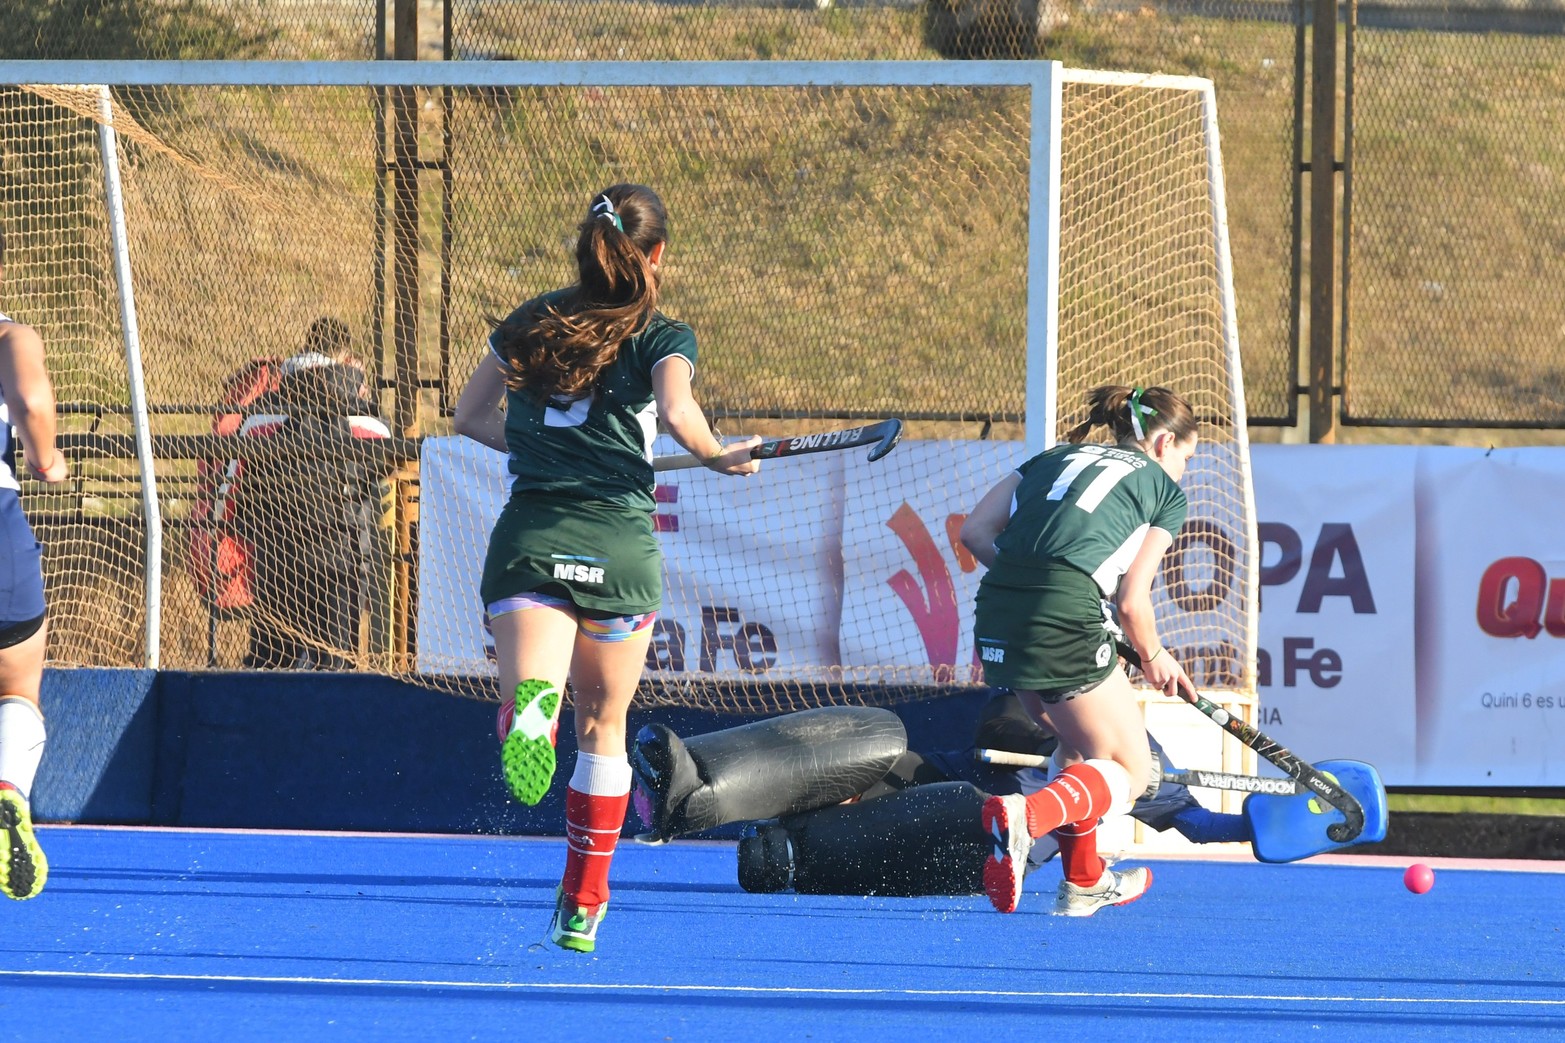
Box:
[480,493,662,617]
[973,563,1116,693]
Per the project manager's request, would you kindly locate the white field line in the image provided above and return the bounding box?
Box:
[1,967,1564,1006]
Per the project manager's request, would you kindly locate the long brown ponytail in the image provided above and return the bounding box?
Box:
[1063,384,1197,445]
[490,183,670,400]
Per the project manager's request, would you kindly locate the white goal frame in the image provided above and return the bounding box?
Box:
[4,59,1251,688]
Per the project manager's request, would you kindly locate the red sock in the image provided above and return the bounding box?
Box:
[561,786,629,910]
[1054,820,1106,887]
[1022,763,1114,838]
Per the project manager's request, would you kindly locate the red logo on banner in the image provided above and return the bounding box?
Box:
[653,482,679,532]
[1476,556,1565,638]
[886,503,986,682]
[886,503,958,677]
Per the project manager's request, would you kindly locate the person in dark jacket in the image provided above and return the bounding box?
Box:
[237,318,391,670]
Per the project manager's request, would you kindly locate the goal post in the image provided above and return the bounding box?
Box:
[90,84,164,670]
[0,60,1256,770]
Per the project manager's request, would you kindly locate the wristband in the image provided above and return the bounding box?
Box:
[25,449,59,474]
[1145,646,1165,665]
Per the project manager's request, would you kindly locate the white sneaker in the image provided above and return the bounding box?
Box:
[1054,865,1152,917]
[981,793,1033,914]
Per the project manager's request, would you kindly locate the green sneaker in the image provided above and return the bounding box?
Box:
[501,680,563,806]
[0,783,47,900]
[548,886,608,953]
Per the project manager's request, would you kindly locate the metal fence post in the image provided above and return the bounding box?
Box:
[1309,0,1340,443]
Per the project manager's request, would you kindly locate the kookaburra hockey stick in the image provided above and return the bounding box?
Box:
[1177,688,1366,842]
[1118,641,1366,841]
[654,418,903,472]
[975,747,1309,797]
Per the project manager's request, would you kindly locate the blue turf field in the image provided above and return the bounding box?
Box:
[3,827,1565,1041]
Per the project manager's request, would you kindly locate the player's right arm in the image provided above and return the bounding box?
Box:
[452,352,510,453]
[1115,526,1192,699]
[959,471,1021,569]
[0,321,68,483]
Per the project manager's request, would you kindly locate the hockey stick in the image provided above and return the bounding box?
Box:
[975,747,1308,797]
[654,418,903,472]
[980,641,1366,841]
[1177,689,1366,842]
[1110,643,1365,841]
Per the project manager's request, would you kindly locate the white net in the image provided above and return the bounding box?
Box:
[0,63,1254,714]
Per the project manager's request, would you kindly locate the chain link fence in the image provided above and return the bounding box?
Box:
[4,0,1302,423]
[11,0,1562,429]
[0,0,377,60]
[4,0,1561,688]
[1342,4,1565,428]
[4,66,1256,708]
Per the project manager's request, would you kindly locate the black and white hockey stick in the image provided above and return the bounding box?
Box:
[654,418,903,472]
[975,747,1309,797]
[1176,688,1365,841]
[1112,641,1366,842]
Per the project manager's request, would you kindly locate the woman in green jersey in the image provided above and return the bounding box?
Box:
[454,184,759,953]
[959,384,1199,918]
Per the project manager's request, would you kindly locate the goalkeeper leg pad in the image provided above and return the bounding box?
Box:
[631,706,907,843]
[1245,759,1390,864]
[737,781,991,897]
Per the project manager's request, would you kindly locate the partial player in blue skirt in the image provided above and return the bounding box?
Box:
[0,229,71,900]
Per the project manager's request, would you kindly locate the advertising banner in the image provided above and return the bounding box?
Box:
[1249,445,1417,781]
[838,441,1020,684]
[416,435,1565,787]
[650,441,845,683]
[1414,447,1565,785]
[415,437,509,677]
[416,435,844,684]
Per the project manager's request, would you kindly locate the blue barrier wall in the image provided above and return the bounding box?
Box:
[35,668,158,824]
[34,668,990,836]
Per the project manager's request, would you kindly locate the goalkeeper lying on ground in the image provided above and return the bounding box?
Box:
[630,689,1369,898]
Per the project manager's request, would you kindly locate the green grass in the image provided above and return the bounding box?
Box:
[1390,793,1565,817]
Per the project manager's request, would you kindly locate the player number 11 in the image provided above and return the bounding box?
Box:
[1046,448,1136,513]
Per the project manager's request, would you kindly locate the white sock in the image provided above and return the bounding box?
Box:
[0,697,47,802]
[569,750,632,797]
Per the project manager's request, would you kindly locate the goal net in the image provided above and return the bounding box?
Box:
[0,61,1255,720]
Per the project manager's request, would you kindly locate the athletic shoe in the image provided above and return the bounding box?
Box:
[0,782,47,901]
[501,680,563,806]
[981,793,1033,914]
[547,885,608,953]
[1053,865,1152,917]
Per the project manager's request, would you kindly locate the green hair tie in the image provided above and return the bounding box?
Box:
[589,194,623,232]
[1128,386,1158,440]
